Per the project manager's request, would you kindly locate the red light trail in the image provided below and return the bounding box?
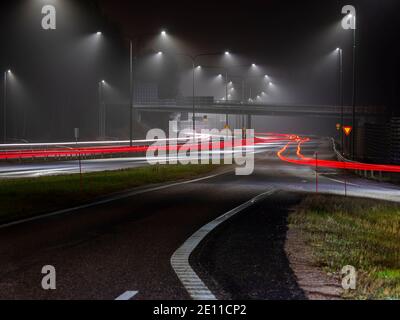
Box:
[272,135,400,173]
[2,133,400,174]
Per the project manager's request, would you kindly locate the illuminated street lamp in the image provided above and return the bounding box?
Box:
[341,6,357,159]
[336,48,344,154]
[98,80,106,139]
[175,52,227,132]
[3,70,12,143]
[121,29,168,146]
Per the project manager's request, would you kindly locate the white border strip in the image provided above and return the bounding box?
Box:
[171,189,275,300]
[0,171,230,230]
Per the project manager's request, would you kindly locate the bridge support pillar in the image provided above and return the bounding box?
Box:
[247,114,252,129]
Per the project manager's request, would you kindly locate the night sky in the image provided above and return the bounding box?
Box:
[0,0,399,141]
[99,0,400,108]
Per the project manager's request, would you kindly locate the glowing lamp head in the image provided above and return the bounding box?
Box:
[225,51,230,55]
[158,51,163,55]
[7,70,11,74]
[252,63,256,67]
[161,30,167,36]
[96,31,102,35]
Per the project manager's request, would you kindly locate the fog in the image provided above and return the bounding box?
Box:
[0,0,399,142]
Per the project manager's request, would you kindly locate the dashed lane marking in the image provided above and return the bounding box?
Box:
[115,291,138,301]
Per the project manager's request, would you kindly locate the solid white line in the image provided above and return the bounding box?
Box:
[115,291,138,301]
[0,171,231,230]
[171,189,275,301]
[325,176,360,187]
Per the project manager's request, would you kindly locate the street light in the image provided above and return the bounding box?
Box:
[3,70,11,143]
[3,70,11,144]
[98,80,106,139]
[336,48,344,155]
[120,30,168,146]
[341,7,357,159]
[175,52,227,132]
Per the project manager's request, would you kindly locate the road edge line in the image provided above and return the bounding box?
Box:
[0,170,232,230]
[171,189,275,300]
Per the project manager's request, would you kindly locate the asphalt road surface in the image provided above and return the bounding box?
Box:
[0,138,399,300]
[0,158,150,179]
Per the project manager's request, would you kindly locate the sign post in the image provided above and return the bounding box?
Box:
[315,152,319,194]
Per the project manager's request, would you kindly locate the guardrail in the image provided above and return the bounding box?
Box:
[331,138,384,181]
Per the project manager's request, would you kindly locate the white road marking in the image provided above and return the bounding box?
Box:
[115,291,138,300]
[324,176,360,187]
[171,189,275,301]
[0,170,232,230]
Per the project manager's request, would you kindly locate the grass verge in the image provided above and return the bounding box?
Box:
[0,164,217,225]
[289,195,400,300]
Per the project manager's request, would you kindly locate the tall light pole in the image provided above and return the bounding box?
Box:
[129,39,134,147]
[98,80,105,139]
[341,6,357,159]
[337,48,344,155]
[126,30,167,146]
[176,52,226,133]
[3,70,11,144]
[351,14,357,160]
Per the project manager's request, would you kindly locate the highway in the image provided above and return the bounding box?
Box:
[0,138,399,300]
[0,157,150,179]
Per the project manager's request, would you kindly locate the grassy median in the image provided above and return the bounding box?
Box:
[0,164,217,224]
[289,195,400,300]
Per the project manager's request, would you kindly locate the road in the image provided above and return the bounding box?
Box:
[0,138,399,300]
[0,157,150,179]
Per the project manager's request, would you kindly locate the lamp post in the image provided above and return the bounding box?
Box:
[98,80,105,139]
[176,52,226,133]
[123,30,166,146]
[3,70,11,144]
[201,64,263,129]
[129,39,134,147]
[341,7,357,159]
[337,48,344,155]
[351,15,357,160]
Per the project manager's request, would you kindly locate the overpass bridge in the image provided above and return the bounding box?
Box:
[132,102,386,119]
